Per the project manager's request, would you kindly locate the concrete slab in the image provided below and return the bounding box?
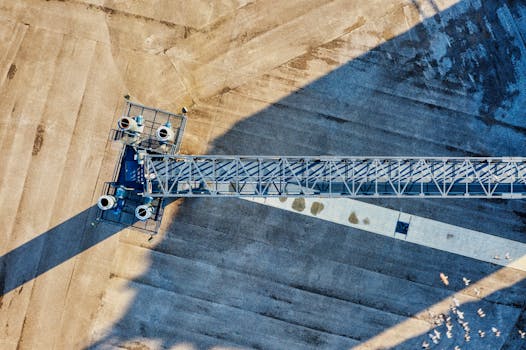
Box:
[1,1,526,350]
[247,197,526,270]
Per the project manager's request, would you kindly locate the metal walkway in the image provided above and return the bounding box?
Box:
[143,155,526,198]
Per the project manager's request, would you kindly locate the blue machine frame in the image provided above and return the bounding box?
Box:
[97,100,187,234]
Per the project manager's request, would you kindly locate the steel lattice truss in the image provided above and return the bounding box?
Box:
[143,156,526,198]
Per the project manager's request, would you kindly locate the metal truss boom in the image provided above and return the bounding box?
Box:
[143,155,526,198]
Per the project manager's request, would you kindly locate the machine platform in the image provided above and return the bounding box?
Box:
[97,101,187,234]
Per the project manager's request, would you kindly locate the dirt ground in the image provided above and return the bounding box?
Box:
[1,0,526,349]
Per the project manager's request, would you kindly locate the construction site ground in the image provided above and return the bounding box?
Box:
[1,1,526,349]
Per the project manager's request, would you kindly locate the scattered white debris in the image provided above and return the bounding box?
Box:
[452,297,460,307]
[463,277,471,286]
[428,333,439,344]
[477,308,486,318]
[431,313,445,326]
[440,272,449,286]
[434,329,441,340]
[459,321,470,332]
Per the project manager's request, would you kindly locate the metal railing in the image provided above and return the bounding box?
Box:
[110,100,187,155]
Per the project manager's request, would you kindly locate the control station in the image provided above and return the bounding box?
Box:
[96,100,187,234]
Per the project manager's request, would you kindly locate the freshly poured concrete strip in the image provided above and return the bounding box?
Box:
[246,197,526,272]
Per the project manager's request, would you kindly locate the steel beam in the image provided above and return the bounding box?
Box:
[143,156,526,198]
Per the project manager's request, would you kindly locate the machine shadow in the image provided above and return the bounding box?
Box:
[90,0,526,349]
[0,206,128,296]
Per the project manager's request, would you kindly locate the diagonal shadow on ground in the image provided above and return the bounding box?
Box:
[0,206,127,296]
